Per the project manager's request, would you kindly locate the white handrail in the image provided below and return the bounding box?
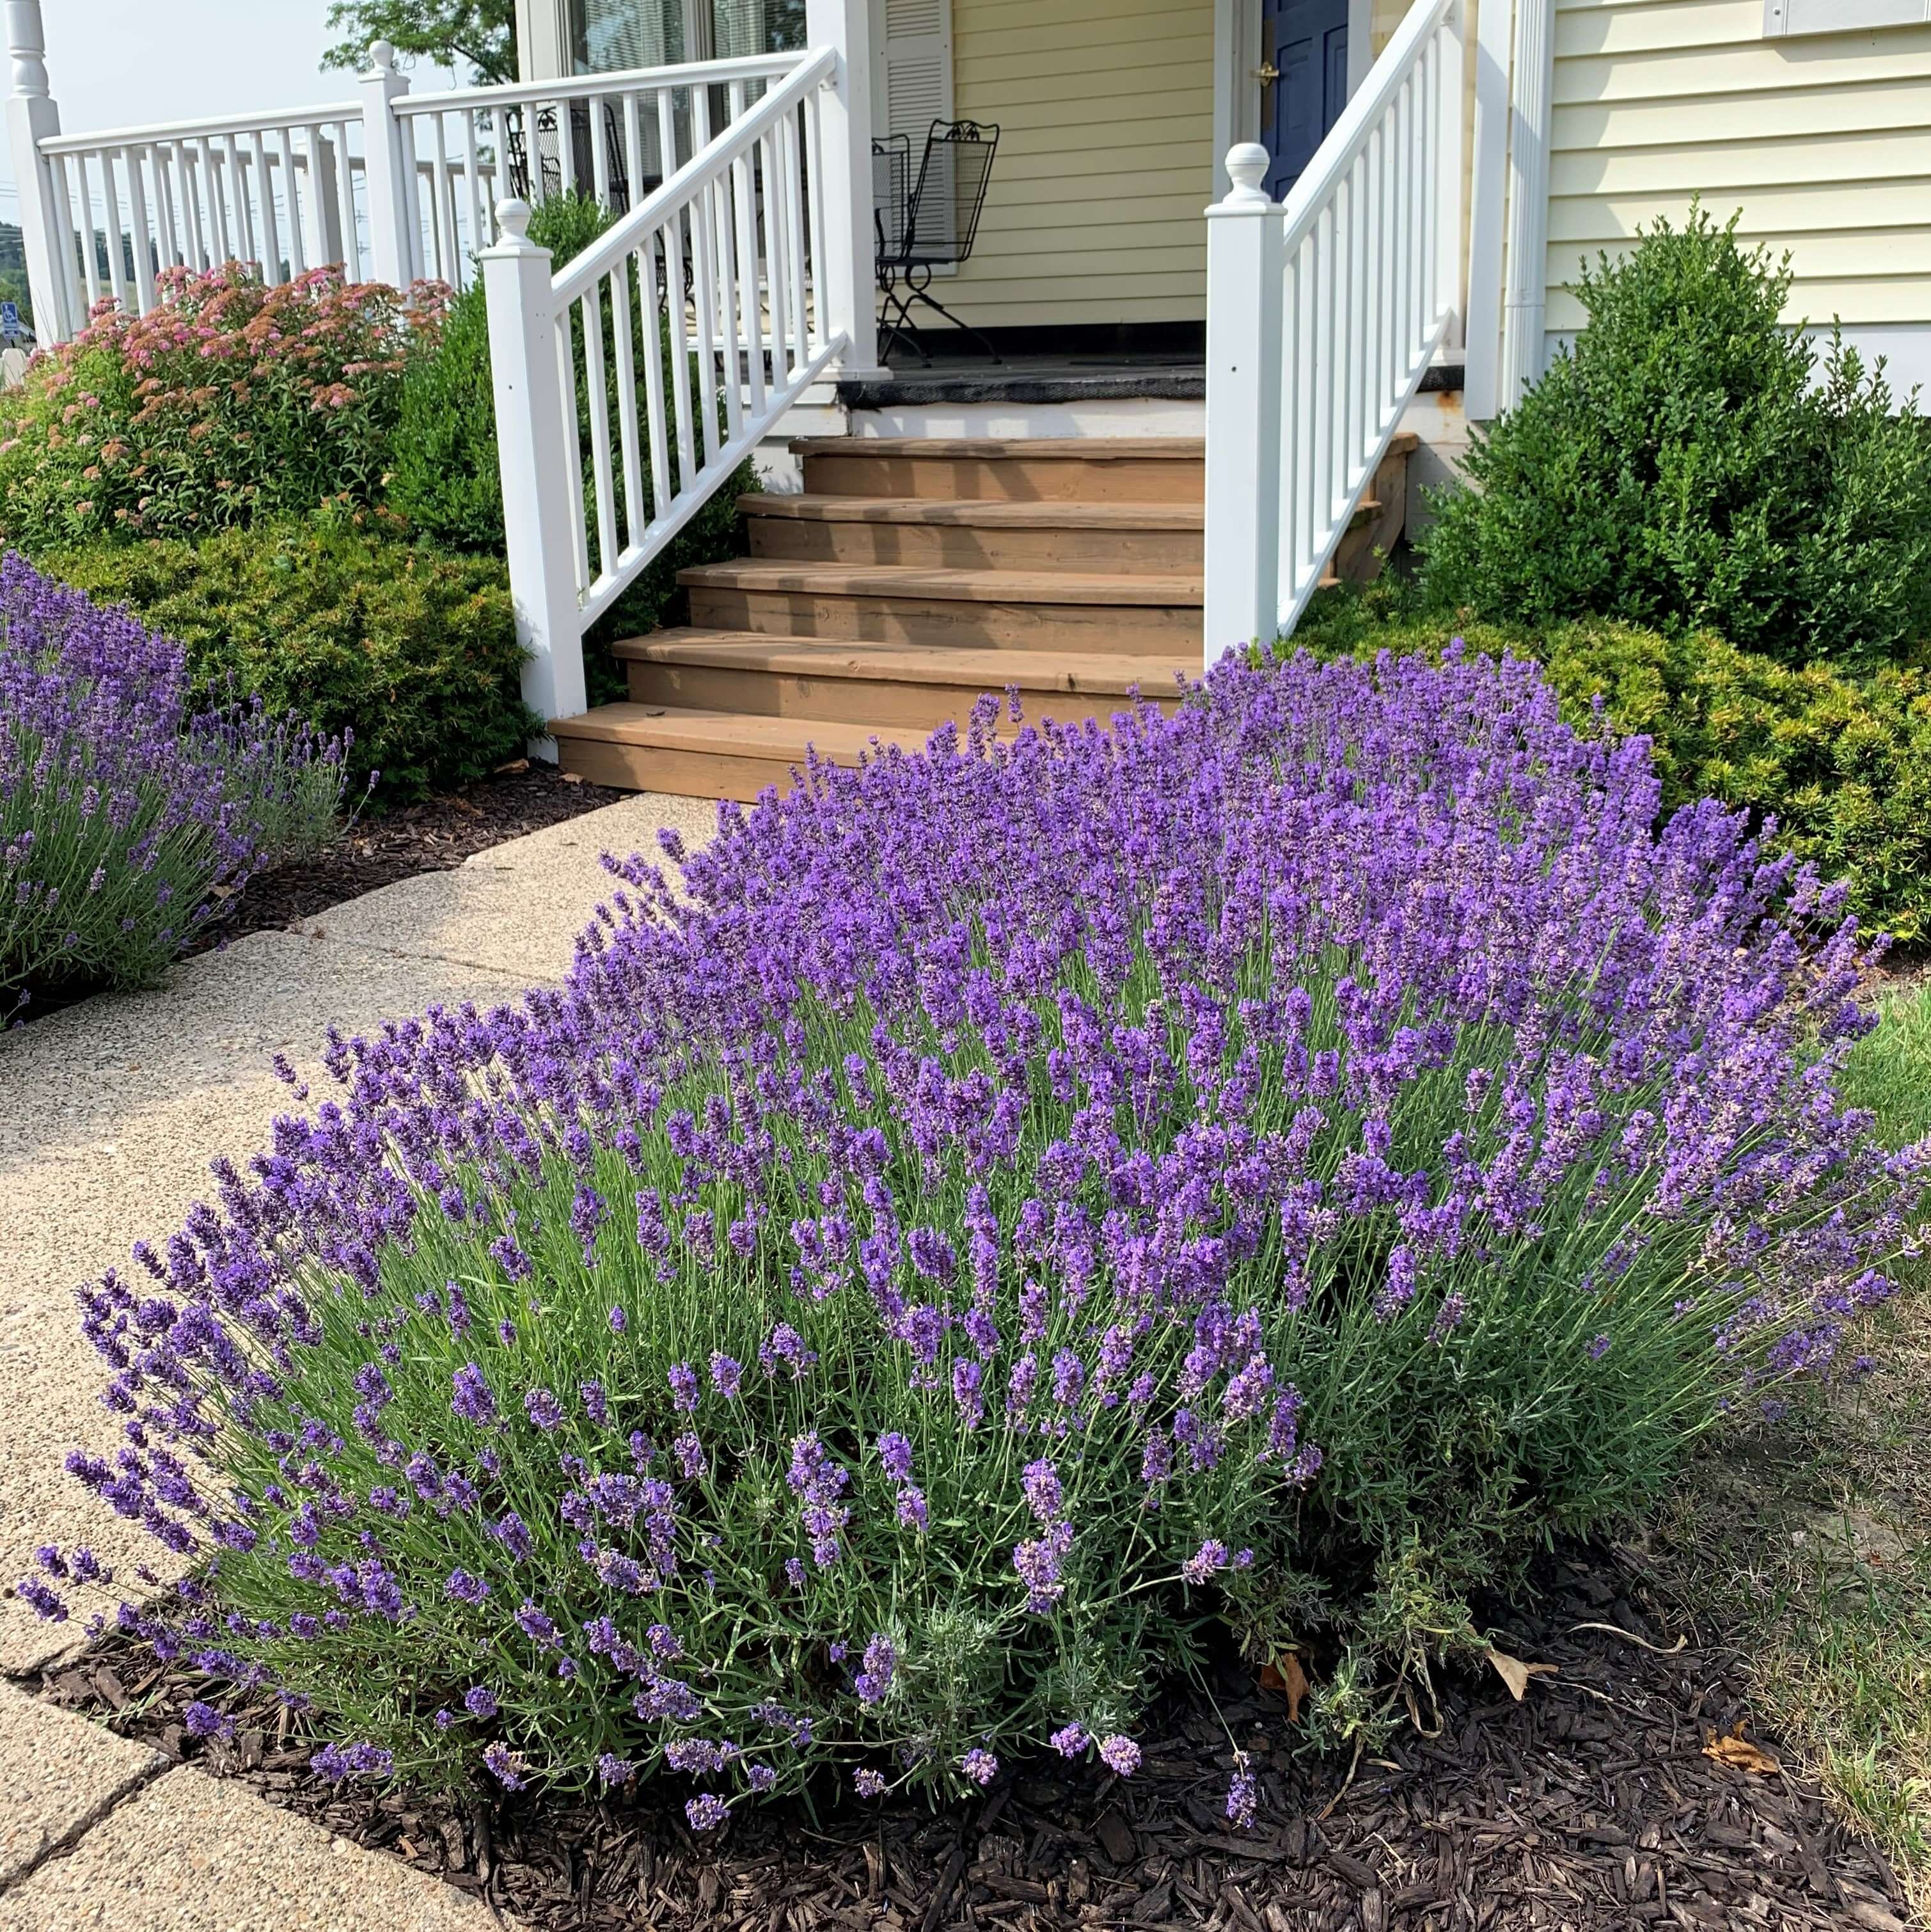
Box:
[1202,0,1465,662]
[391,51,804,117]
[555,47,835,306]
[39,101,360,153]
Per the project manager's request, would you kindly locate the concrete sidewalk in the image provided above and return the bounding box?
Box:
[0,790,718,1927]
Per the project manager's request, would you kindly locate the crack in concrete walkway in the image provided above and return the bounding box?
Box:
[0,791,719,1929]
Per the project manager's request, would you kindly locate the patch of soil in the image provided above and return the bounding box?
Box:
[19,1548,1912,1931]
[189,760,633,953]
[9,763,632,1029]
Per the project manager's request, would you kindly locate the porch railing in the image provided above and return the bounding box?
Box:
[3,22,821,337]
[480,46,851,727]
[1202,0,1465,663]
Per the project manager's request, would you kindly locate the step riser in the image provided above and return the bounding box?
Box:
[626,660,1182,729]
[747,517,1202,574]
[556,734,814,804]
[687,587,1199,654]
[800,452,1203,504]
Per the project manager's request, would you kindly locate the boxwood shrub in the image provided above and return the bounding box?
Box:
[41,510,531,802]
[40,653,1924,1822]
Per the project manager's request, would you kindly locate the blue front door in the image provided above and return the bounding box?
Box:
[1260,0,1349,200]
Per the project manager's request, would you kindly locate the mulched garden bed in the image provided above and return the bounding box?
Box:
[19,1546,1912,1932]
[187,759,633,953]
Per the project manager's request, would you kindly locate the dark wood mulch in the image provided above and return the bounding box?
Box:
[186,759,633,954]
[17,1548,1913,1931]
[9,761,632,1029]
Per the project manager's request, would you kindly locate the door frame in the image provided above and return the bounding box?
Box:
[1211,0,1375,198]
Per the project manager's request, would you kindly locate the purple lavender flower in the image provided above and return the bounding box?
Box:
[597,1753,634,1786]
[524,1387,565,1432]
[961,1748,998,1786]
[708,1352,744,1399]
[668,1363,700,1412]
[183,1700,234,1741]
[464,1684,499,1719]
[855,1633,897,1706]
[1050,1723,1088,1758]
[877,1432,913,1482]
[483,1742,525,1789]
[1181,1539,1229,1585]
[686,1793,730,1831]
[1226,1759,1258,1830]
[1098,1736,1141,1777]
[451,1363,497,1427]
[854,1769,886,1798]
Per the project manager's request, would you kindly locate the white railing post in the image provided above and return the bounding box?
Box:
[360,40,416,286]
[480,198,588,736]
[1203,144,1285,671]
[803,0,885,377]
[4,0,72,342]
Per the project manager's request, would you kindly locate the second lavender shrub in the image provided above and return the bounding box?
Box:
[0,551,345,1001]
[54,648,1928,1819]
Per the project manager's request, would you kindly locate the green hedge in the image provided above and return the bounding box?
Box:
[1416,207,1931,675]
[42,511,532,802]
[1291,589,1931,941]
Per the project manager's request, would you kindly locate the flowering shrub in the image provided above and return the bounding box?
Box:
[43,651,1929,1821]
[0,264,446,549]
[1,552,345,999]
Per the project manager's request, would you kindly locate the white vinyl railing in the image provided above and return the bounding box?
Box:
[37,104,366,324]
[390,50,802,290]
[482,45,851,727]
[1202,0,1465,663]
[3,24,823,337]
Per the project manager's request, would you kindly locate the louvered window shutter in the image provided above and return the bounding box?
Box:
[872,0,953,143]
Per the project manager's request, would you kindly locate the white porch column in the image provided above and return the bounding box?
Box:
[480,200,588,736]
[359,40,418,287]
[1202,144,1285,671]
[804,0,887,378]
[1498,0,1553,406]
[4,0,71,342]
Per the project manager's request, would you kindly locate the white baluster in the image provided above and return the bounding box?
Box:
[479,197,589,736]
[1202,145,1284,669]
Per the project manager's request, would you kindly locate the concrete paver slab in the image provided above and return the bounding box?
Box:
[0,1681,165,1888]
[290,791,721,977]
[0,1765,509,1929]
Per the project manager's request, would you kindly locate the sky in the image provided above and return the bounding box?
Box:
[0,1,459,216]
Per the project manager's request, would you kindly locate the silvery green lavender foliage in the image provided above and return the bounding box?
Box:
[42,648,1930,1828]
[0,552,346,1001]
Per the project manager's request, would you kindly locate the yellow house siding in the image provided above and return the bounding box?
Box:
[1545,0,1931,335]
[942,0,1217,328]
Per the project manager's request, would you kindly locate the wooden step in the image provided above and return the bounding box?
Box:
[616,631,1190,729]
[741,494,1205,573]
[792,436,1205,504]
[551,704,929,804]
[679,559,1202,654]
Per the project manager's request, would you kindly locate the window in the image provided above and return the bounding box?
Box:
[572,0,806,72]
[1763,0,1931,36]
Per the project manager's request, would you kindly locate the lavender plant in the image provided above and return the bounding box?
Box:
[42,648,1930,1825]
[1,552,345,1000]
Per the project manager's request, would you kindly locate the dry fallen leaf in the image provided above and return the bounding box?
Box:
[1703,1722,1781,1776]
[1486,1646,1559,1701]
[493,757,530,775]
[1259,1650,1311,1723]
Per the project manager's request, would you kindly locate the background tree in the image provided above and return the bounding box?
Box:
[319,0,516,84]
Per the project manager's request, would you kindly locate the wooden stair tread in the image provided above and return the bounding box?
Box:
[739,493,1206,530]
[678,559,1202,605]
[613,631,1190,692]
[550,704,914,758]
[789,435,1204,461]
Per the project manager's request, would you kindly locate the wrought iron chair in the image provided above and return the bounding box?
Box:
[872,118,1000,365]
[506,100,659,214]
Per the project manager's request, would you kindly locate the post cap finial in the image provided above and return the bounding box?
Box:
[369,38,396,70]
[6,0,51,97]
[495,197,533,241]
[1221,143,1272,207]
